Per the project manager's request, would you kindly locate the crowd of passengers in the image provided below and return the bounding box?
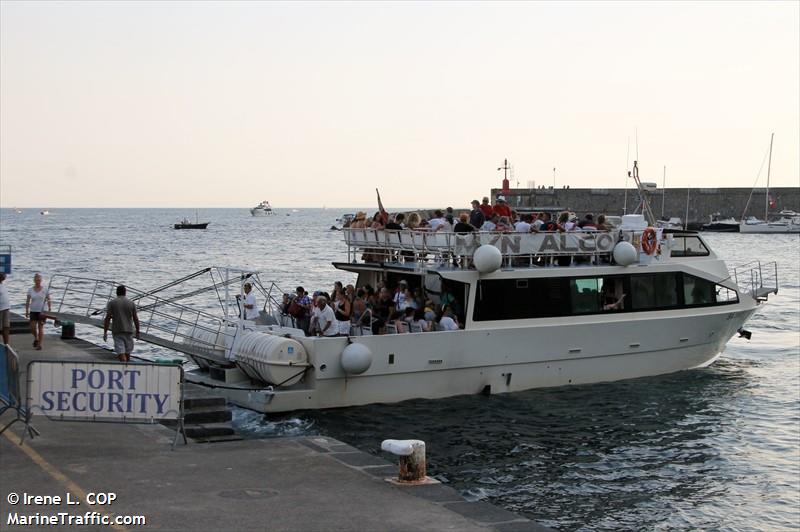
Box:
[345,195,613,233]
[280,279,463,337]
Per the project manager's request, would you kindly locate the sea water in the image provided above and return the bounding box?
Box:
[1,208,798,530]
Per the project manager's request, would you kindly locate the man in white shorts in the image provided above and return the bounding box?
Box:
[103,285,140,362]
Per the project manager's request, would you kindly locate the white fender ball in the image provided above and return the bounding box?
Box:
[341,343,372,375]
[473,244,503,273]
[613,241,638,266]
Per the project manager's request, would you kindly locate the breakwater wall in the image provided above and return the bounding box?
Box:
[489,187,800,228]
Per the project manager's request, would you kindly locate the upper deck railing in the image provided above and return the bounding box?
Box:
[342,228,702,268]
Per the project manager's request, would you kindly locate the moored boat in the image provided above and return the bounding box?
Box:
[702,214,740,232]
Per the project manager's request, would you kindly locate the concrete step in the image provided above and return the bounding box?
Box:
[192,434,244,444]
[184,406,232,425]
[183,395,227,410]
[184,423,237,439]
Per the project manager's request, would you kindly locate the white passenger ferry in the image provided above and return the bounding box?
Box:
[250,200,273,216]
[48,215,777,413]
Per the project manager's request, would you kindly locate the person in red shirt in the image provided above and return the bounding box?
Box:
[493,196,512,218]
[479,197,494,219]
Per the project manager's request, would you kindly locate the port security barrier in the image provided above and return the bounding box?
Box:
[27,361,182,422]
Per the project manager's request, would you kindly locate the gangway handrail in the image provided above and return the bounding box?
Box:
[730,260,778,300]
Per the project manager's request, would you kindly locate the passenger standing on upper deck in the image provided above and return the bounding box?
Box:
[493,196,512,218]
[469,200,485,229]
[479,197,494,219]
[25,273,51,351]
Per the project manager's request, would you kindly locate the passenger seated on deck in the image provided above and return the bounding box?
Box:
[349,211,368,229]
[602,282,625,311]
[454,212,476,233]
[595,214,610,231]
[435,309,460,331]
[540,212,557,231]
[406,212,421,230]
[395,307,416,332]
[481,214,499,232]
[496,216,513,232]
[428,210,450,232]
[579,213,597,230]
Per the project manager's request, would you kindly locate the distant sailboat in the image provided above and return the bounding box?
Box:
[740,133,800,234]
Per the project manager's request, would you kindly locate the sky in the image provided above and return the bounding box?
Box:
[1,1,798,209]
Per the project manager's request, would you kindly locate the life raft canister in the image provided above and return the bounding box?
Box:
[641,227,658,255]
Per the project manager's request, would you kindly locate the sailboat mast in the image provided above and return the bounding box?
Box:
[661,165,666,218]
[765,132,774,220]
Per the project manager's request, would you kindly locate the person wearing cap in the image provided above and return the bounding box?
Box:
[479,197,493,218]
[469,200,485,229]
[493,195,512,218]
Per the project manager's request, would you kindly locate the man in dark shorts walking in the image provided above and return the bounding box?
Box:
[103,285,140,362]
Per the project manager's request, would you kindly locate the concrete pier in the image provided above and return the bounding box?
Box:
[1,330,550,531]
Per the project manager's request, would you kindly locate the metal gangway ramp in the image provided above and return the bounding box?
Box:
[46,268,284,367]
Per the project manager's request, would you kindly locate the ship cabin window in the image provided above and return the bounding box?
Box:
[571,278,601,314]
[670,235,710,257]
[630,273,680,310]
[473,272,737,322]
[474,278,568,321]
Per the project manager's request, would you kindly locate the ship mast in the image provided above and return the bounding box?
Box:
[764,132,774,221]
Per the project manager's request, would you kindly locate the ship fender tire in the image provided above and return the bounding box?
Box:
[641,227,658,255]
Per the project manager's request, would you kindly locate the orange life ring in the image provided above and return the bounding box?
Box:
[641,227,658,255]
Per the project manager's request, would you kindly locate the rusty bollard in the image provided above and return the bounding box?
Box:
[381,439,434,484]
